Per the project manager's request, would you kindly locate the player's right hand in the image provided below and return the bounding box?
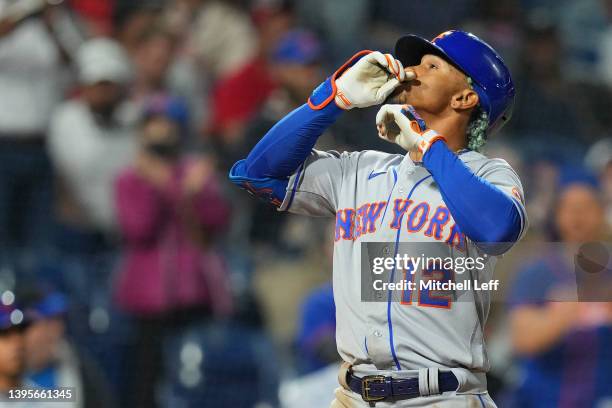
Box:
[376,104,447,153]
[334,51,412,109]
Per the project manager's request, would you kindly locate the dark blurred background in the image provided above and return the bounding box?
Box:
[0,0,610,407]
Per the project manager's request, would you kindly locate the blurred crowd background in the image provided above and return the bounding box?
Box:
[0,0,610,407]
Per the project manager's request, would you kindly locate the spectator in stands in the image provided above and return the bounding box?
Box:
[0,301,30,401]
[232,29,322,167]
[48,38,136,253]
[200,0,276,143]
[112,1,163,56]
[71,0,115,36]
[370,0,475,46]
[295,282,337,374]
[523,159,559,237]
[296,0,368,65]
[188,0,257,80]
[114,95,232,408]
[22,288,114,408]
[507,171,612,408]
[251,0,295,58]
[558,0,609,83]
[280,222,337,408]
[510,20,583,144]
[132,29,176,101]
[0,0,80,254]
[131,28,206,136]
[462,0,523,72]
[585,138,612,227]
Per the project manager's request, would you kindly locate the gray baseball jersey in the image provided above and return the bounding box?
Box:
[278,148,527,377]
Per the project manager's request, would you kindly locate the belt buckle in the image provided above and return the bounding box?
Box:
[361,375,387,403]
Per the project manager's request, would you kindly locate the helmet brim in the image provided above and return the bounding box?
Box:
[395,35,464,74]
[394,34,487,115]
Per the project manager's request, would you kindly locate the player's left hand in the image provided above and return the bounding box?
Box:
[376,104,447,154]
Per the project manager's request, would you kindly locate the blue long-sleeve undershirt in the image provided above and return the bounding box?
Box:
[423,140,522,253]
[243,102,343,179]
[234,101,521,251]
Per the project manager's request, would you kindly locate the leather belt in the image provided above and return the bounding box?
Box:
[347,370,458,406]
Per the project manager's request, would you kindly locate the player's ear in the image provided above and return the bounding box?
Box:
[451,89,479,111]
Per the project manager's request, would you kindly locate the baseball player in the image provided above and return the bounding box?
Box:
[230,30,527,407]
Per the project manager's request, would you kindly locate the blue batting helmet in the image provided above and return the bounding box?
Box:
[395,30,515,135]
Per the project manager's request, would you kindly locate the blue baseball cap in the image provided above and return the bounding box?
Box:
[143,94,190,131]
[28,292,68,320]
[558,167,600,191]
[272,30,322,65]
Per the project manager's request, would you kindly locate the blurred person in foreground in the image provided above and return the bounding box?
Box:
[507,171,612,408]
[0,0,81,254]
[48,37,137,253]
[21,288,113,408]
[114,95,232,408]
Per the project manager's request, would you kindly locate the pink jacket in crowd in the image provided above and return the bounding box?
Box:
[113,162,232,317]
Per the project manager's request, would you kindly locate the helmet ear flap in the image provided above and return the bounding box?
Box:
[487,98,514,136]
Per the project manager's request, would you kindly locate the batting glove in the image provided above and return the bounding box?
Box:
[376,104,447,154]
[308,51,412,110]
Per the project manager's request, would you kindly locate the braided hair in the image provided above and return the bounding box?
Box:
[465,77,488,152]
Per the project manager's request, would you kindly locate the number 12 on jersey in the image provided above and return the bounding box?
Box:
[401,264,454,309]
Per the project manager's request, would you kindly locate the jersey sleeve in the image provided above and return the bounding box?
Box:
[278,149,345,217]
[476,159,529,240]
